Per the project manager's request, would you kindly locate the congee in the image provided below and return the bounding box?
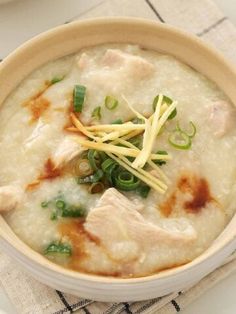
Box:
[1,44,236,277]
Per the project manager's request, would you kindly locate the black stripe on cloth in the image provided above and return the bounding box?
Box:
[52,300,93,314]
[82,307,92,314]
[70,300,93,311]
[104,303,121,314]
[134,298,162,314]
[145,0,165,23]
[56,290,73,313]
[197,16,227,36]
[171,300,181,312]
[123,302,133,314]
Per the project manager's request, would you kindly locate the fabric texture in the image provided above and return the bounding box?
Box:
[1,0,236,313]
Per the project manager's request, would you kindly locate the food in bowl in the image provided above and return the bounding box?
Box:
[0,44,236,278]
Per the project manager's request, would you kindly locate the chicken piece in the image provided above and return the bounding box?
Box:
[52,136,84,169]
[85,188,196,263]
[209,100,236,137]
[102,49,154,79]
[97,187,144,212]
[0,186,22,212]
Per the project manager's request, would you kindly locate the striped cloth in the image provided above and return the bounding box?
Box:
[1,0,236,313]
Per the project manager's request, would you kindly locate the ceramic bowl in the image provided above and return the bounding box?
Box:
[0,18,236,302]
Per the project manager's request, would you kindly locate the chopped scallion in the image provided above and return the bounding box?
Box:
[91,106,101,120]
[154,150,168,166]
[45,242,72,256]
[105,96,119,110]
[89,182,104,194]
[136,184,150,198]
[168,130,191,150]
[61,206,86,218]
[87,149,100,171]
[51,76,64,84]
[152,94,177,120]
[41,201,49,208]
[77,169,104,184]
[114,171,140,191]
[74,159,93,177]
[50,212,58,221]
[128,135,142,149]
[177,121,196,138]
[73,85,86,112]
[132,117,145,124]
[111,118,123,124]
[55,199,66,210]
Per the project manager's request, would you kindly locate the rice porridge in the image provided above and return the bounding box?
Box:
[0,44,236,277]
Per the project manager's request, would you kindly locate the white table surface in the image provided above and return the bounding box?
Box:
[0,0,236,313]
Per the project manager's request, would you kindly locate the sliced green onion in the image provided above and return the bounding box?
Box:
[61,206,86,218]
[74,159,93,177]
[168,108,177,120]
[101,158,116,172]
[45,242,72,256]
[136,184,150,198]
[177,121,196,138]
[111,118,123,124]
[91,106,101,120]
[87,149,100,171]
[152,94,177,120]
[114,171,140,191]
[128,135,142,149]
[77,169,104,184]
[101,158,118,184]
[154,150,168,166]
[55,199,66,210]
[51,76,64,84]
[41,201,49,208]
[132,117,145,124]
[50,212,58,221]
[73,85,86,112]
[168,130,191,150]
[89,182,105,194]
[105,96,119,110]
[98,151,107,161]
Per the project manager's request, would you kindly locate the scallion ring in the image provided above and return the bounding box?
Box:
[136,184,150,198]
[55,199,66,210]
[91,106,101,120]
[111,118,123,124]
[51,76,64,84]
[77,169,104,184]
[87,150,101,171]
[74,159,93,177]
[41,201,49,208]
[154,150,168,166]
[101,158,118,184]
[61,206,86,218]
[101,158,117,173]
[89,182,105,194]
[176,121,196,138]
[73,85,86,112]
[128,135,142,149]
[114,171,140,191]
[105,96,119,110]
[152,94,177,120]
[45,242,72,256]
[168,130,191,150]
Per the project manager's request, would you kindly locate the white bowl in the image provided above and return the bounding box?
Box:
[0,18,236,302]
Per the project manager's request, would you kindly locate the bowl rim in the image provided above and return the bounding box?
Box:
[1,16,236,285]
